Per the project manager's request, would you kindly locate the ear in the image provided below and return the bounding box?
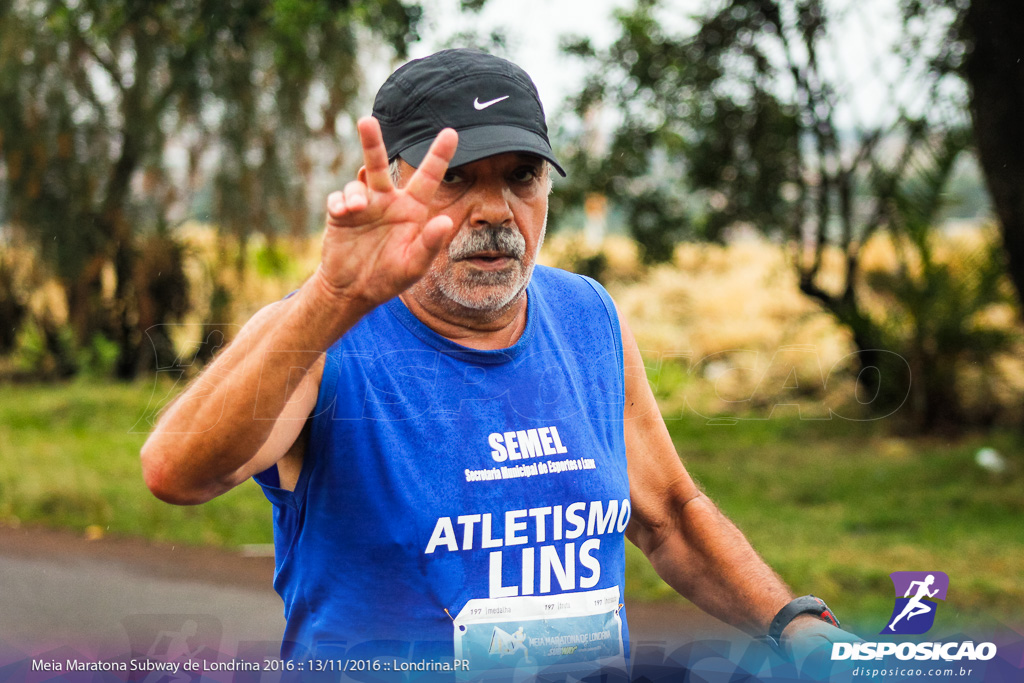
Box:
[357,166,369,184]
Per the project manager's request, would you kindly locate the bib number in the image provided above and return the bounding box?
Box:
[452,586,624,678]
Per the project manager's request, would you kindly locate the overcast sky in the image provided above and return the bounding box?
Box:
[404,0,935,130]
[411,0,630,114]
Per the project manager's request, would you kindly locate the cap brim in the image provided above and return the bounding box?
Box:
[399,125,566,177]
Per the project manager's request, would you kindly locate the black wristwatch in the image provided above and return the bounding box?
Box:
[761,595,840,654]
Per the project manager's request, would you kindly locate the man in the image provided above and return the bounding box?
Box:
[141,49,852,677]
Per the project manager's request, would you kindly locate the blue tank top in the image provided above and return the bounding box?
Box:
[256,265,631,678]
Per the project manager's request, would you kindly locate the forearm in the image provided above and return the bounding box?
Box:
[141,118,460,503]
[141,270,366,503]
[640,493,792,636]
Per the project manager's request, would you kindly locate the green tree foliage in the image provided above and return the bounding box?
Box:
[865,129,1017,427]
[563,0,1016,427]
[0,0,420,378]
[560,0,805,260]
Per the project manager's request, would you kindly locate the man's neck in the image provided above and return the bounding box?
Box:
[399,288,529,351]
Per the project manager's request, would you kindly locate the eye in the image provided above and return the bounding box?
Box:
[441,170,464,185]
[510,165,542,183]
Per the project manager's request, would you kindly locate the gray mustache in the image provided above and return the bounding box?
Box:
[449,225,525,261]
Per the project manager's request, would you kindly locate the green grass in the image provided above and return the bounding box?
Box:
[1,381,1021,636]
[0,380,272,547]
[628,416,1024,635]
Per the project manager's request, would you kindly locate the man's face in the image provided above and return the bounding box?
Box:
[399,152,550,314]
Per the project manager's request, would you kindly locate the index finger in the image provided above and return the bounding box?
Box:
[357,117,394,193]
[403,128,459,204]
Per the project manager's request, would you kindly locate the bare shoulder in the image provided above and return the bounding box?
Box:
[225,294,329,490]
[274,415,312,492]
[615,304,701,548]
[227,346,325,489]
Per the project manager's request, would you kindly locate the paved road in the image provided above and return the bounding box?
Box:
[0,526,287,664]
[0,525,734,668]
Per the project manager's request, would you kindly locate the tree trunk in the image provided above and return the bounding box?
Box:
[101,117,142,379]
[798,278,911,419]
[64,254,108,349]
[112,234,139,379]
[963,0,1024,310]
[0,261,28,353]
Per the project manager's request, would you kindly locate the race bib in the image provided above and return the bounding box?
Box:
[452,586,624,679]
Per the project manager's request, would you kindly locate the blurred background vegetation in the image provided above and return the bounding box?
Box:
[1,0,1022,632]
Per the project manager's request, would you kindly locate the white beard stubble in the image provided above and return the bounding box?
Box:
[432,216,547,311]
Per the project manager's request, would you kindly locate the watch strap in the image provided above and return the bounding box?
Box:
[766,595,840,647]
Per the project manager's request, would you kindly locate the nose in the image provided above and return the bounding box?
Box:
[468,178,514,228]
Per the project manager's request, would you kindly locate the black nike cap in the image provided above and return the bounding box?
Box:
[372,49,566,176]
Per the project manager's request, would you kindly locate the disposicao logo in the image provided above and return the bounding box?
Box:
[882,571,949,635]
[831,570,997,663]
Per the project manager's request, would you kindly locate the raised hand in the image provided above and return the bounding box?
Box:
[315,117,459,312]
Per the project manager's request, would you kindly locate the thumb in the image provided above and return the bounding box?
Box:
[405,214,455,276]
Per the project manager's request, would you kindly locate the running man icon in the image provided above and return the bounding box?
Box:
[882,571,950,635]
[887,575,938,631]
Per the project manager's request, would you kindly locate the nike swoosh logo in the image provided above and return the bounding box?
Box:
[474,95,510,110]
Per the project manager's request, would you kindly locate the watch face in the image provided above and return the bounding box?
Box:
[769,595,841,642]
